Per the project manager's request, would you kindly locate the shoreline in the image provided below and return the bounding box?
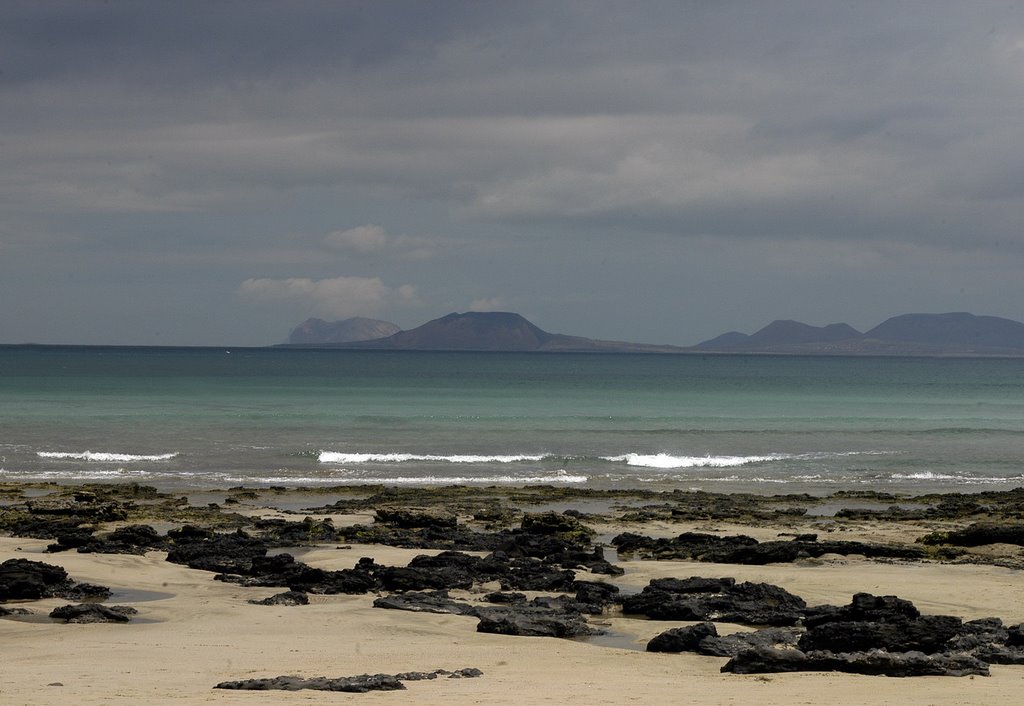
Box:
[4,481,1024,703]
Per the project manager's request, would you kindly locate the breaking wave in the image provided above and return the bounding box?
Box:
[318,452,550,464]
[602,453,789,469]
[37,451,179,462]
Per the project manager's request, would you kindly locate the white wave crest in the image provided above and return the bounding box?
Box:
[603,453,786,469]
[37,451,178,462]
[340,474,586,485]
[889,471,1024,483]
[318,452,548,464]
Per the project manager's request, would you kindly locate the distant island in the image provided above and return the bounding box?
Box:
[695,312,1024,356]
[284,312,685,353]
[280,311,1024,356]
[288,317,400,345]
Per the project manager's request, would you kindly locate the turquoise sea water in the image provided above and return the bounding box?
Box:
[1,345,1023,494]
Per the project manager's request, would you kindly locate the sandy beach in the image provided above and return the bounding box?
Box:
[4,485,1024,704]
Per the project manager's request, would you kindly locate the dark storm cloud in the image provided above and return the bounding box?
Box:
[3,1,1024,344]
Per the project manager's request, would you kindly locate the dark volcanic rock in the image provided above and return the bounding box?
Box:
[0,558,74,600]
[697,627,801,657]
[215,668,481,692]
[572,580,620,611]
[165,530,270,574]
[723,646,990,677]
[623,578,806,626]
[799,615,964,655]
[248,590,309,606]
[372,589,601,637]
[376,565,475,592]
[799,593,963,655]
[611,532,757,559]
[611,532,924,564]
[919,522,1024,548]
[215,674,406,692]
[802,592,920,627]
[254,517,339,544]
[0,605,33,617]
[498,558,577,592]
[232,554,381,595]
[49,524,165,555]
[0,516,92,540]
[373,590,480,616]
[49,603,138,623]
[375,508,458,529]
[25,499,129,523]
[0,558,110,601]
[333,522,504,552]
[476,610,598,638]
[482,591,527,605]
[974,644,1024,665]
[520,511,595,543]
[647,622,718,653]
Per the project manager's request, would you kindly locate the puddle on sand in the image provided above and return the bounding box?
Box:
[107,588,175,603]
[575,627,648,651]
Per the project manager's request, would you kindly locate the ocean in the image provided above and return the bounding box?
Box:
[1,345,1023,495]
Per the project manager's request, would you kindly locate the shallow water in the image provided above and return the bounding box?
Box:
[3,346,1023,495]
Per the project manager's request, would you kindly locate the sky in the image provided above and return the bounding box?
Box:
[4,1,1024,347]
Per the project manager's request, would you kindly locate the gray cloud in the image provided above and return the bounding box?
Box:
[3,2,1024,345]
[239,276,419,319]
[324,225,435,259]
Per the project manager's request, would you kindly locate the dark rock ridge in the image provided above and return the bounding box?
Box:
[622,576,808,626]
[697,312,1024,355]
[282,311,687,353]
[373,588,609,638]
[918,522,1024,548]
[215,668,482,693]
[610,531,926,564]
[644,590,1024,677]
[287,317,400,344]
[49,603,138,623]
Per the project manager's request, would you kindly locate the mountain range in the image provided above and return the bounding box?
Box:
[695,312,1024,355]
[281,311,1024,356]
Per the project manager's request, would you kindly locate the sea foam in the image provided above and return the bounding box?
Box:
[37,451,178,462]
[318,452,549,464]
[602,453,786,469]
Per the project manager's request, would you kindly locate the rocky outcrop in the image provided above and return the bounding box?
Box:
[611,531,926,563]
[647,622,719,653]
[622,576,807,626]
[0,558,110,601]
[247,590,309,606]
[49,603,138,623]
[722,647,990,677]
[372,589,603,638]
[646,590,1024,677]
[215,669,482,692]
[48,524,166,555]
[919,522,1024,548]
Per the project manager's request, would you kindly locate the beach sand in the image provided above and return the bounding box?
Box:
[4,499,1024,704]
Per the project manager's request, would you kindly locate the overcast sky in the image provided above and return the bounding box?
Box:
[4,1,1024,346]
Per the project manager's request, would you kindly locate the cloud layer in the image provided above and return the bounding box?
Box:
[3,2,1024,344]
[240,276,418,319]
